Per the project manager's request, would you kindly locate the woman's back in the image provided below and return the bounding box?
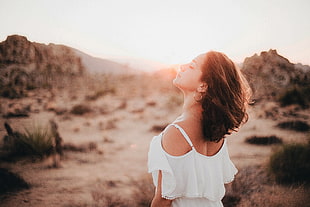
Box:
[148,123,238,207]
[162,120,224,157]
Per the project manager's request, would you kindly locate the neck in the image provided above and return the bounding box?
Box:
[180,91,203,122]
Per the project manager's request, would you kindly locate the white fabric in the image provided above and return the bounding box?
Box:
[148,124,238,207]
[170,123,194,147]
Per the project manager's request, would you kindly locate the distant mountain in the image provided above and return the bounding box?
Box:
[72,48,134,74]
[0,35,134,75]
[106,56,169,72]
[242,49,310,100]
[0,35,84,74]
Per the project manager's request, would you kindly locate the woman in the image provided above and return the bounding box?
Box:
[148,51,251,207]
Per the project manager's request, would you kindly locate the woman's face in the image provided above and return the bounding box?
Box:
[173,53,205,92]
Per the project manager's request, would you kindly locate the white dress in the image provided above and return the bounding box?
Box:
[148,123,238,207]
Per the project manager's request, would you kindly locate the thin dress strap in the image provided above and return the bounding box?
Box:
[170,123,194,148]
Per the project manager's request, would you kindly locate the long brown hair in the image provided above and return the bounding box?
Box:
[200,51,251,142]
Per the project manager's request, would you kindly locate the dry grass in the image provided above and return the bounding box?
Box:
[237,184,310,207]
[226,165,310,207]
[131,175,154,207]
[88,175,154,207]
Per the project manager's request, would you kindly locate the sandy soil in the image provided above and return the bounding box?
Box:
[0,74,309,207]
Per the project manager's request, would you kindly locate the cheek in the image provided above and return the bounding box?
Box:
[173,72,201,91]
[186,70,202,84]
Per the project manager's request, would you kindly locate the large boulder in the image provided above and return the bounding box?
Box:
[242,49,310,101]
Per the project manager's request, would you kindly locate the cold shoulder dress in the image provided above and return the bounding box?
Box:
[148,123,238,207]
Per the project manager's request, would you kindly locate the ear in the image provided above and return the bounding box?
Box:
[197,83,207,93]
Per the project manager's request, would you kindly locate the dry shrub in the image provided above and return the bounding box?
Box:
[103,136,114,143]
[228,165,269,197]
[105,119,117,130]
[54,107,67,115]
[131,108,144,113]
[98,120,117,131]
[277,120,310,132]
[62,203,89,207]
[70,104,92,115]
[269,143,310,184]
[146,100,157,107]
[118,100,127,110]
[3,104,30,118]
[91,192,131,207]
[150,124,168,133]
[0,85,26,99]
[0,168,29,194]
[245,135,282,145]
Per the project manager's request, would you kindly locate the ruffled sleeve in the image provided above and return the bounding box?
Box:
[221,141,238,184]
[147,134,176,199]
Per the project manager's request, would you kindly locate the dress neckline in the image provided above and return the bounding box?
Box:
[159,131,226,159]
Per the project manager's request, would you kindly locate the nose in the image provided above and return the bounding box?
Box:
[179,64,186,72]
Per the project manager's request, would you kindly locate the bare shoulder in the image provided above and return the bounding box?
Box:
[162,124,192,156]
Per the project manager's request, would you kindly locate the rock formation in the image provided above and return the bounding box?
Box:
[242,49,310,101]
[0,35,84,74]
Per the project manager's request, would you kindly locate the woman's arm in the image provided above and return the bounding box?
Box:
[151,171,173,207]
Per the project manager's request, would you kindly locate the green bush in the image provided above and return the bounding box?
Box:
[278,86,310,108]
[269,143,310,184]
[4,124,53,158]
[277,120,310,132]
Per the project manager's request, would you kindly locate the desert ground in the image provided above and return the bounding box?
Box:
[0,72,309,207]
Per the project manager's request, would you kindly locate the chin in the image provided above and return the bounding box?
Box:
[172,78,179,86]
[172,79,182,90]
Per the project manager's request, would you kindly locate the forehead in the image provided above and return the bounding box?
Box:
[192,53,206,65]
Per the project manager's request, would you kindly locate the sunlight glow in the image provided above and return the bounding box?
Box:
[0,0,309,65]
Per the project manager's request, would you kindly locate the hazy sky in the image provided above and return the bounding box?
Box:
[0,0,309,65]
